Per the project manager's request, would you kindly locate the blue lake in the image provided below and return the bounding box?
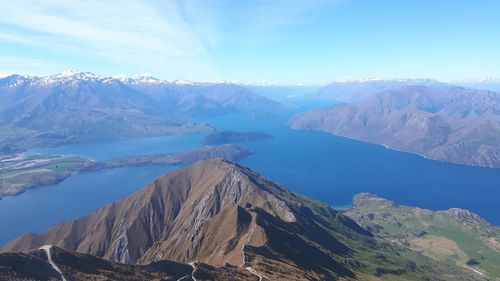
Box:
[0,166,175,246]
[1,106,500,246]
[24,133,206,161]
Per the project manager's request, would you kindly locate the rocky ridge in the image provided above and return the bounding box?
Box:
[1,159,484,280]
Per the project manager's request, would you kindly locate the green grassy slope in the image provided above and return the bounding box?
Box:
[345,193,500,279]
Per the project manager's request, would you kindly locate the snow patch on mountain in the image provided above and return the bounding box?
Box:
[0,72,238,88]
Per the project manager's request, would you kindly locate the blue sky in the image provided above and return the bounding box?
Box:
[0,0,499,83]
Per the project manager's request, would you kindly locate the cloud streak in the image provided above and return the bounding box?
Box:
[0,0,343,80]
[1,0,208,55]
[0,0,219,76]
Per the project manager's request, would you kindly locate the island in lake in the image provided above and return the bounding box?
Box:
[202,130,273,145]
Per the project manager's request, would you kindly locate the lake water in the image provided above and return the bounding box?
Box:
[24,133,206,161]
[1,104,500,246]
[0,166,175,246]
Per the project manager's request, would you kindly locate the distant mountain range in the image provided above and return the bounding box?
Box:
[457,79,500,92]
[308,79,451,102]
[121,76,286,114]
[1,159,483,280]
[291,85,500,168]
[357,85,500,119]
[0,72,284,151]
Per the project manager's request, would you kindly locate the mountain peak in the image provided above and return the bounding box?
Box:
[2,71,112,87]
[0,72,244,88]
[151,158,298,223]
[3,158,297,265]
[0,74,28,88]
[51,70,102,80]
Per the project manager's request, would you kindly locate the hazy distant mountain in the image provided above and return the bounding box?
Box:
[2,159,482,280]
[309,79,450,102]
[246,85,321,103]
[290,86,500,167]
[120,76,286,115]
[0,72,284,151]
[457,79,500,92]
[359,85,500,119]
[0,72,206,150]
[0,72,163,121]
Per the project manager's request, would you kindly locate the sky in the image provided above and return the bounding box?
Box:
[0,0,499,84]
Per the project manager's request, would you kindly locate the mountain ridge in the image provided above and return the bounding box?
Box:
[290,85,500,167]
[1,159,484,280]
[0,72,284,151]
[309,79,451,102]
[1,71,239,87]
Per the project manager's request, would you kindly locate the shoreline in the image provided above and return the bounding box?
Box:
[297,127,499,170]
[0,144,253,201]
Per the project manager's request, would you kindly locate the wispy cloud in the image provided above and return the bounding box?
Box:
[0,0,220,77]
[184,0,339,47]
[0,0,342,80]
[0,1,208,55]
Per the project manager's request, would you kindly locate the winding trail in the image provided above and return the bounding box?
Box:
[239,215,257,267]
[239,214,269,280]
[188,261,198,281]
[447,257,488,278]
[246,266,265,281]
[39,245,67,281]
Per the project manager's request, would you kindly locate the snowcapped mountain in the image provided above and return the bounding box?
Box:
[1,71,113,88]
[0,72,284,151]
[1,71,239,87]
